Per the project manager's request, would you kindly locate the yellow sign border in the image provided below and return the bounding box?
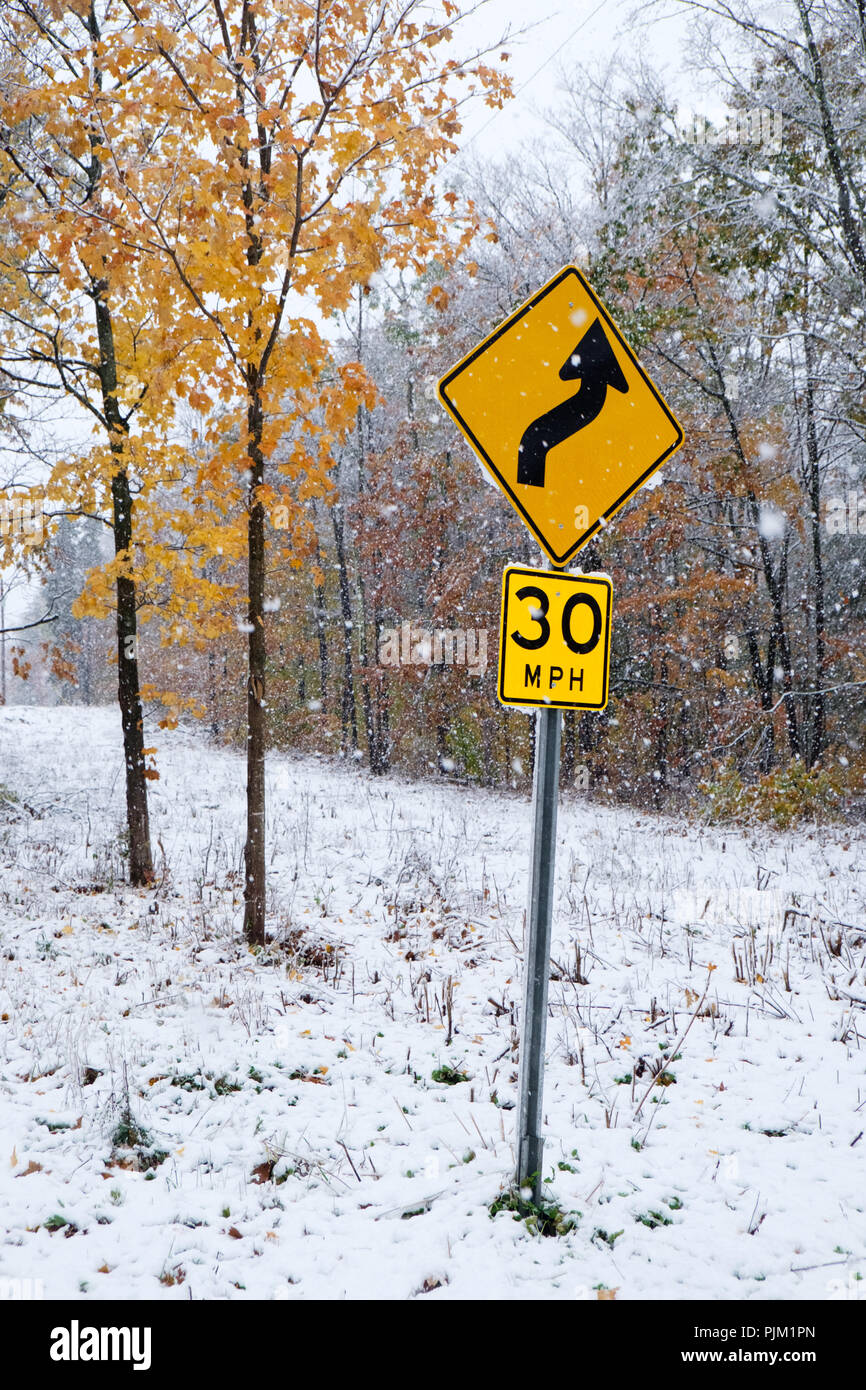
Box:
[498,566,613,711]
[438,265,684,565]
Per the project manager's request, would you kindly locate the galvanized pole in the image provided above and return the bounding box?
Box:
[516,702,562,1201]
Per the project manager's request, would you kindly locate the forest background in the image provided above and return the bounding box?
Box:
[1,0,864,941]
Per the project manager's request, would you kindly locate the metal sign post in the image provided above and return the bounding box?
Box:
[516,702,562,1201]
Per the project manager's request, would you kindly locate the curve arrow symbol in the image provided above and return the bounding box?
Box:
[517,318,629,488]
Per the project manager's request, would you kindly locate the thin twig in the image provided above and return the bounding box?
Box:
[338,1140,361,1182]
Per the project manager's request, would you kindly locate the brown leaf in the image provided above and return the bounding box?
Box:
[16,1160,43,1177]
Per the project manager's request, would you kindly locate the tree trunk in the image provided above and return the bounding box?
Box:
[81,7,153,886]
[745,627,776,773]
[297,652,306,706]
[243,386,267,947]
[766,529,800,759]
[111,467,153,887]
[375,618,391,773]
[652,670,669,810]
[529,709,537,778]
[481,713,496,785]
[350,337,389,774]
[561,709,576,784]
[208,645,219,739]
[313,560,329,709]
[91,278,153,887]
[331,502,358,755]
[803,332,826,766]
[357,583,377,767]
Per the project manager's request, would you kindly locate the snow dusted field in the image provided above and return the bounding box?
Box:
[0,706,864,1302]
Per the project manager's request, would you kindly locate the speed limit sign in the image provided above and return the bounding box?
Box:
[498,566,612,711]
[438,263,680,1202]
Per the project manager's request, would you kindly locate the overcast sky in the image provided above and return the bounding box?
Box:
[449,0,700,166]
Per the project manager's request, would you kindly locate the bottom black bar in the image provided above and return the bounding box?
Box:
[0,1298,855,1375]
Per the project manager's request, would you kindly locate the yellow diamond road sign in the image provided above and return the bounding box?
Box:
[498,566,612,711]
[438,265,683,566]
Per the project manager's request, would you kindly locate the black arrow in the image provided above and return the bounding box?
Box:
[517,317,629,488]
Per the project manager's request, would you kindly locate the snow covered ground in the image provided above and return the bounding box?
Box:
[0,705,864,1301]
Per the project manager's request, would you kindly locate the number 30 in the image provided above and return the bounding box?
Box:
[511,585,601,655]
